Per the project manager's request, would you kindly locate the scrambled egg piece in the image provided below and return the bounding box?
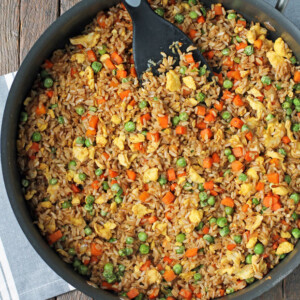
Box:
[96,135,108,147]
[252,255,267,274]
[266,51,285,68]
[71,53,86,64]
[246,234,258,249]
[69,32,100,48]
[179,271,196,282]
[246,23,267,44]
[74,173,84,185]
[129,134,145,143]
[39,201,52,209]
[147,141,160,153]
[189,209,203,224]
[166,70,181,92]
[285,120,297,143]
[240,183,253,196]
[248,88,263,98]
[228,134,244,147]
[48,109,55,119]
[45,219,56,233]
[110,202,117,213]
[37,120,48,132]
[189,167,205,184]
[95,195,107,205]
[118,153,131,169]
[271,186,290,196]
[94,222,116,240]
[70,216,86,227]
[85,66,95,90]
[291,142,300,159]
[246,117,260,129]
[266,150,284,160]
[146,269,162,285]
[183,76,196,90]
[89,147,95,160]
[177,176,186,185]
[152,222,168,236]
[143,168,159,183]
[240,70,250,78]
[47,184,60,202]
[170,101,181,112]
[236,265,254,280]
[24,97,32,106]
[111,115,121,125]
[281,231,291,239]
[66,170,75,182]
[246,215,263,231]
[100,54,110,62]
[113,132,126,150]
[73,146,89,162]
[188,98,198,106]
[132,204,153,218]
[247,168,259,180]
[274,37,291,58]
[247,96,266,119]
[276,241,294,255]
[71,197,81,206]
[263,121,285,149]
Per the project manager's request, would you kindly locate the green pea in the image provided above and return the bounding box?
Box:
[275,83,282,90]
[196,92,206,102]
[236,35,242,43]
[266,113,275,121]
[224,148,232,156]
[228,155,236,163]
[189,11,198,19]
[280,254,286,259]
[139,244,150,254]
[292,123,300,132]
[225,206,234,215]
[200,201,207,207]
[233,57,241,63]
[141,130,148,136]
[282,101,292,109]
[220,226,230,237]
[78,264,88,275]
[101,210,107,216]
[188,0,197,5]
[200,7,207,16]
[278,148,286,156]
[89,106,97,112]
[244,45,254,56]
[155,7,165,17]
[124,121,136,132]
[199,67,206,76]
[176,157,187,167]
[234,235,242,244]
[138,232,148,242]
[176,233,186,243]
[222,111,231,120]
[158,176,167,186]
[95,168,103,176]
[227,13,237,20]
[290,193,299,204]
[119,264,126,273]
[73,259,81,269]
[203,234,214,243]
[198,183,204,191]
[58,116,64,124]
[179,112,189,121]
[176,245,185,254]
[246,277,255,284]
[125,247,133,256]
[291,228,300,239]
[102,181,109,191]
[241,124,249,132]
[292,212,298,220]
[85,138,92,147]
[179,66,187,75]
[183,182,192,190]
[21,179,29,188]
[175,14,184,24]
[91,61,102,73]
[252,198,260,206]
[194,273,202,281]
[20,112,28,122]
[61,201,71,209]
[49,178,58,185]
[171,116,180,126]
[284,175,291,184]
[294,83,300,91]
[98,44,107,55]
[209,217,217,225]
[32,132,42,142]
[104,263,114,273]
[224,170,231,177]
[84,226,92,235]
[245,254,253,264]
[199,191,208,201]
[139,100,148,109]
[254,243,264,254]
[221,48,230,56]
[51,103,58,109]
[75,137,85,145]
[223,79,233,89]
[226,288,234,295]
[114,195,122,204]
[86,195,95,204]
[40,69,49,79]
[75,106,85,115]
[261,75,271,85]
[112,69,117,76]
[207,196,215,206]
[290,56,297,64]
[293,98,300,106]
[78,173,86,181]
[217,217,227,228]
[111,183,121,192]
[103,270,117,283]
[68,248,76,256]
[173,264,182,274]
[195,221,204,231]
[239,173,247,181]
[126,237,134,244]
[43,77,53,88]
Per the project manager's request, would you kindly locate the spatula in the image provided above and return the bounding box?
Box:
[122,0,214,80]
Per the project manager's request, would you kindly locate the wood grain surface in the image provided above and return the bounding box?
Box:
[0,1,299,299]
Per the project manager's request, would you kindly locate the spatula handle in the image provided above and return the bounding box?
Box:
[123,0,141,7]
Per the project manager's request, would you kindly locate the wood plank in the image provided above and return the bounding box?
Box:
[19,0,59,63]
[283,265,300,299]
[60,0,81,15]
[0,0,20,75]
[257,281,283,300]
[56,290,92,300]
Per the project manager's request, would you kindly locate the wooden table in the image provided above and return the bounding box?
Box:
[0,1,299,299]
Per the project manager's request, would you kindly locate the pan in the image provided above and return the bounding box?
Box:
[1,0,300,299]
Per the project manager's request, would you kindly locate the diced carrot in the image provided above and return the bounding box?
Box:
[89,115,98,129]
[146,132,160,142]
[237,19,246,27]
[179,289,193,300]
[254,39,263,49]
[270,158,279,167]
[214,101,224,111]
[267,173,279,184]
[221,197,234,207]
[149,288,160,299]
[294,71,300,83]
[214,72,223,85]
[245,131,253,141]
[91,180,100,190]
[230,117,244,129]
[36,103,46,115]
[204,181,214,190]
[170,183,177,191]
[210,190,218,196]
[189,29,197,39]
[97,15,107,28]
[162,191,175,205]
[185,248,198,257]
[197,16,205,23]
[222,90,233,100]
[214,5,223,15]
[167,168,176,181]
[119,90,131,100]
[163,256,173,264]
[223,57,234,68]
[46,90,53,98]
[133,142,144,152]
[256,181,265,191]
[44,59,54,69]
[202,226,209,234]
[127,288,139,299]
[116,69,127,79]
[30,142,40,153]
[158,115,169,129]
[197,106,206,116]
[196,293,202,299]
[227,244,237,251]
[102,152,110,160]
[140,260,151,271]
[282,135,291,144]
[87,50,97,62]
[200,128,213,140]
[86,129,96,136]
[203,157,213,169]
[196,121,207,129]
[104,58,115,70]
[90,255,98,264]
[264,84,272,91]
[48,230,63,245]
[175,126,187,135]
[111,179,117,185]
[233,94,244,106]
[109,79,119,87]
[109,169,118,178]
[242,204,249,212]
[129,100,136,107]
[111,51,123,64]
[227,70,241,80]
[165,211,172,220]
[212,153,220,163]
[148,216,158,224]
[236,42,248,51]
[231,160,244,172]
[71,183,81,193]
[130,67,137,78]
[140,113,151,124]
[97,98,106,105]
[203,50,214,59]
[182,88,192,97]
[163,270,176,282]
[232,147,244,158]
[263,196,273,208]
[204,113,216,123]
[177,171,187,177]
[185,54,195,64]
[139,191,150,202]
[219,289,225,297]
[244,151,258,162]
[126,170,136,181]
[70,67,77,77]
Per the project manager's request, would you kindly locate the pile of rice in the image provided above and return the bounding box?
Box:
[17,0,300,299]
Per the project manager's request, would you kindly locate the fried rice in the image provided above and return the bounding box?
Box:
[17,1,300,299]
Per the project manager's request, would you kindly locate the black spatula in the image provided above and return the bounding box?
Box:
[122,0,214,80]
